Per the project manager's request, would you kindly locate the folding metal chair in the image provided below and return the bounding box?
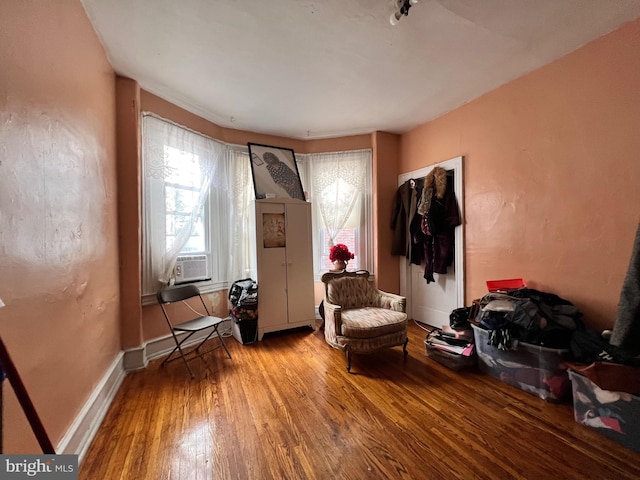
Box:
[157,284,232,378]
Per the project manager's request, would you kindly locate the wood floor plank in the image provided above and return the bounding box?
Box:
[79,321,640,479]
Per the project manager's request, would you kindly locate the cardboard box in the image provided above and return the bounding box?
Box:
[472,324,570,401]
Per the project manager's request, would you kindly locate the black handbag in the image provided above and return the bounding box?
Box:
[228,278,258,310]
[449,307,471,330]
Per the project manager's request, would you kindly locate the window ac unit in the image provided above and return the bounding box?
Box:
[174,255,209,283]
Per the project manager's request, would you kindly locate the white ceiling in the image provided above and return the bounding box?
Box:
[81,0,640,140]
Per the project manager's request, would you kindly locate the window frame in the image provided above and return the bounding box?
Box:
[297,149,374,281]
[141,114,229,304]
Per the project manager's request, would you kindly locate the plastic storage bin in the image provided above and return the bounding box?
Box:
[472,324,570,401]
[425,341,477,371]
[569,370,640,453]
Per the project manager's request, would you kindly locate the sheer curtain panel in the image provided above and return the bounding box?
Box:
[227,148,257,284]
[142,115,226,295]
[307,149,372,276]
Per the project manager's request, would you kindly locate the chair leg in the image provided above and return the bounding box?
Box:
[194,329,217,353]
[162,331,196,379]
[174,339,195,379]
[346,349,352,373]
[215,325,232,359]
[403,338,409,356]
[173,340,195,379]
[164,324,231,379]
[181,354,195,379]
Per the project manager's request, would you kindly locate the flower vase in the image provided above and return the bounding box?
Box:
[333,260,347,271]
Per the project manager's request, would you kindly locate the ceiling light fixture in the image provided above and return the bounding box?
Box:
[390,0,419,26]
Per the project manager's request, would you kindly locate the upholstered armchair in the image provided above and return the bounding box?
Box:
[321,270,409,372]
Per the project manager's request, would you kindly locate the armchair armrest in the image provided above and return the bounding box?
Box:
[377,291,406,313]
[322,299,343,344]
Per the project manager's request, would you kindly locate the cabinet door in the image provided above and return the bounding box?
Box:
[284,203,315,323]
[256,203,288,328]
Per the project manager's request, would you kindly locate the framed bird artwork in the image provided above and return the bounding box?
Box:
[248,143,305,201]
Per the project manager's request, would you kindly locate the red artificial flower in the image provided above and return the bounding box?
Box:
[329,243,355,263]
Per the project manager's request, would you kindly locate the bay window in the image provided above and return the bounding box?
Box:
[141,113,373,299]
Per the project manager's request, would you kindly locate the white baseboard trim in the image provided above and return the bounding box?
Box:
[124,318,234,371]
[123,344,148,371]
[57,352,126,463]
[58,319,236,464]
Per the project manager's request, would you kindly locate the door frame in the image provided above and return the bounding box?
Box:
[397,156,465,319]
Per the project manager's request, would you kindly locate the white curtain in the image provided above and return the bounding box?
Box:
[142,115,226,294]
[308,149,369,247]
[227,149,257,283]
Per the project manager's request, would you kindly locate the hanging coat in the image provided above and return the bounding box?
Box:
[611,221,640,354]
[422,169,460,283]
[390,178,425,265]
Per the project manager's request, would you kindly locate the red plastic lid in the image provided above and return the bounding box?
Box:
[486,278,526,293]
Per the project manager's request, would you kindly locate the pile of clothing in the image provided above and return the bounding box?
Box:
[477,287,583,350]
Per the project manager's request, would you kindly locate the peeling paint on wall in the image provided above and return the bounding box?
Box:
[0,103,106,267]
[206,290,227,317]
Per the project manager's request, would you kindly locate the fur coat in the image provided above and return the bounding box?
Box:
[421,168,460,283]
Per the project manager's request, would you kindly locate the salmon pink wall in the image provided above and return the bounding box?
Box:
[400,18,640,332]
[373,132,402,293]
[116,78,144,350]
[0,1,120,452]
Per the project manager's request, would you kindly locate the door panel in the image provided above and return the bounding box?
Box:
[410,259,458,328]
[256,202,288,328]
[398,156,464,327]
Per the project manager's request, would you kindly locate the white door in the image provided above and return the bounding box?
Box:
[398,156,464,328]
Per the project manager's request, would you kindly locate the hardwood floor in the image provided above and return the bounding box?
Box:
[80,321,640,479]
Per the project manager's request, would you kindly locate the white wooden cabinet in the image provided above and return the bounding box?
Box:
[255,198,315,340]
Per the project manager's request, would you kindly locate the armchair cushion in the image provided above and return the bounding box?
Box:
[341,307,407,339]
